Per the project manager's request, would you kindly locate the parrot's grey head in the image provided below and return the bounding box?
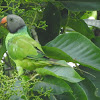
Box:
[0,14,26,33]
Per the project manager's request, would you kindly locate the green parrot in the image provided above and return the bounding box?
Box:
[0,14,53,75]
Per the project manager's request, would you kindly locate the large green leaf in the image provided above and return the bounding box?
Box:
[68,18,94,39]
[79,76,100,100]
[57,1,100,11]
[49,82,88,100]
[46,32,100,71]
[67,82,88,100]
[42,46,73,62]
[60,8,68,28]
[55,93,75,100]
[79,66,100,97]
[36,2,61,45]
[36,60,84,83]
[33,76,72,95]
[49,94,57,100]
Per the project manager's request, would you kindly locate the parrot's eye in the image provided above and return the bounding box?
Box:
[9,18,13,22]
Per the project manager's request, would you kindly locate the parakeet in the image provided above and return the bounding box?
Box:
[0,14,52,75]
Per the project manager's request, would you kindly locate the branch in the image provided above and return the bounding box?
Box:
[0,6,8,8]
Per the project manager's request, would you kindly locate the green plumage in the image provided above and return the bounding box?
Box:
[5,26,51,73]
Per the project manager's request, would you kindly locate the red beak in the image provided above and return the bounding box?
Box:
[1,16,7,24]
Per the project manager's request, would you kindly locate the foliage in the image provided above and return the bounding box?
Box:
[0,0,100,100]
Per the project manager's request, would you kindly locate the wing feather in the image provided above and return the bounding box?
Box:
[7,34,47,60]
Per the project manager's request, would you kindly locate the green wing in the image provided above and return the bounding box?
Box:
[7,34,47,61]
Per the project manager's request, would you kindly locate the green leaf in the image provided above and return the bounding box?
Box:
[46,32,100,71]
[68,18,94,39]
[67,82,88,100]
[36,2,61,45]
[36,60,84,83]
[79,76,100,100]
[36,68,58,77]
[33,76,72,95]
[79,66,100,97]
[42,46,73,62]
[55,93,75,100]
[49,94,57,100]
[60,8,68,27]
[92,36,100,48]
[58,1,100,11]
[50,93,75,100]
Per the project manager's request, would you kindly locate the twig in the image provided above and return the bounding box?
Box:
[27,74,39,82]
[74,67,96,78]
[6,52,12,69]
[4,67,14,71]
